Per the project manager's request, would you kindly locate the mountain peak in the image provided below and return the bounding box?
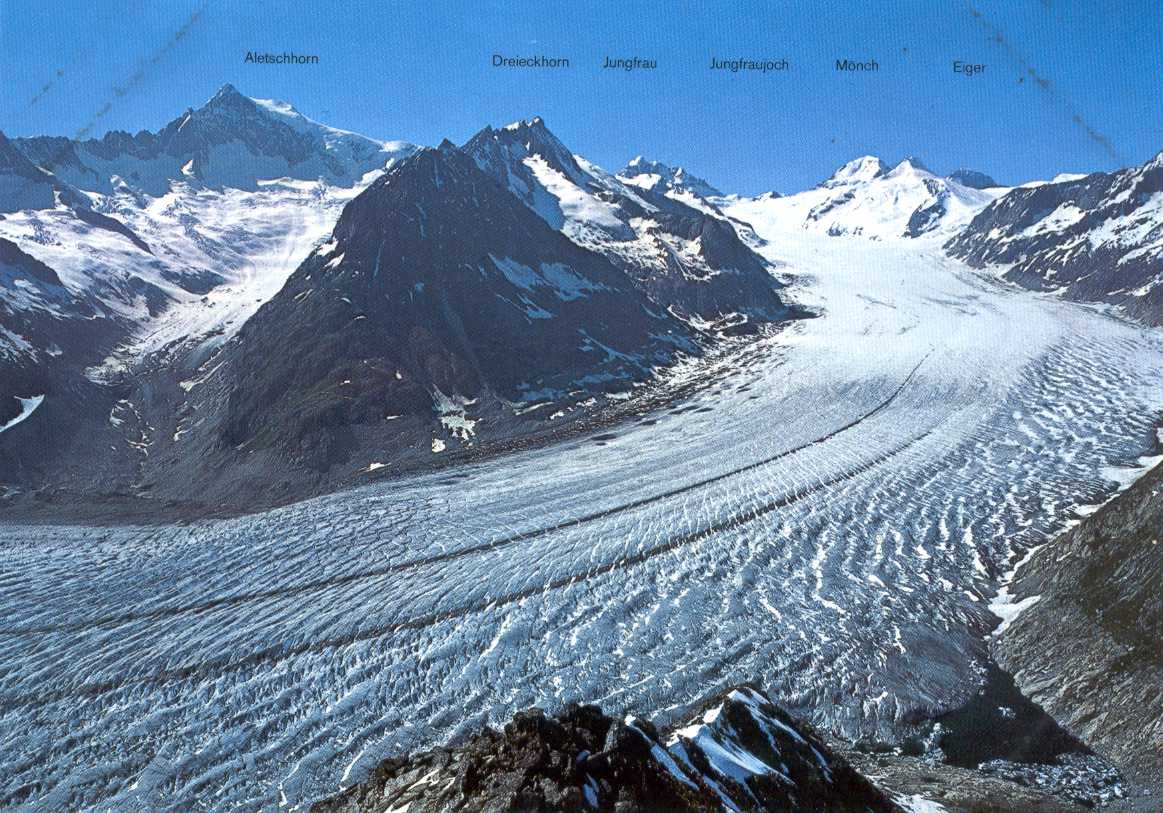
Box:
[823,155,887,187]
[621,156,675,175]
[947,168,999,189]
[463,116,584,185]
[893,156,931,173]
[0,130,60,212]
[369,138,474,198]
[618,157,722,198]
[204,83,252,111]
[501,116,548,134]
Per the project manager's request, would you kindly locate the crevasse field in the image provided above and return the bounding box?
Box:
[3,219,1162,810]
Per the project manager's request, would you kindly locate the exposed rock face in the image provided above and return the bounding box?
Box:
[945,151,1163,326]
[197,140,701,473]
[994,456,1163,799]
[0,131,59,212]
[311,686,899,813]
[0,237,116,381]
[903,178,958,238]
[0,237,138,491]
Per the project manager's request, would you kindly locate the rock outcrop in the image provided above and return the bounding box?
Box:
[312,686,899,813]
[994,454,1163,800]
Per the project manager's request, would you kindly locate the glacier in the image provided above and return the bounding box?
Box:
[1,212,1163,810]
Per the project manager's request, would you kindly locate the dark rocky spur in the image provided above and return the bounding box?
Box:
[312,686,899,813]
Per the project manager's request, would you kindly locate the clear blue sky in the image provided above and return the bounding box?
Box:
[1,0,1159,194]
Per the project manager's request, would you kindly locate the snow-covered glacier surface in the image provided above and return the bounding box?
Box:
[3,230,1163,811]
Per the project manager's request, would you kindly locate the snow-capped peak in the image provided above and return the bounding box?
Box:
[893,156,931,173]
[4,84,418,199]
[464,116,588,188]
[730,151,1005,242]
[822,155,887,187]
[502,115,546,132]
[617,157,722,198]
[461,118,785,322]
[884,157,934,181]
[1143,149,1163,173]
[250,95,411,154]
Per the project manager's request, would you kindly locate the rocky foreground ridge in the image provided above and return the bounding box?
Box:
[309,682,1117,813]
[312,686,898,813]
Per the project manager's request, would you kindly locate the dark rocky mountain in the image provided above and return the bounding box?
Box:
[312,686,899,813]
[0,87,421,511]
[994,453,1163,803]
[0,238,140,493]
[945,151,1163,325]
[10,84,412,199]
[0,238,117,381]
[947,169,999,190]
[0,105,794,515]
[0,131,60,212]
[463,118,789,326]
[190,140,702,475]
[618,155,724,199]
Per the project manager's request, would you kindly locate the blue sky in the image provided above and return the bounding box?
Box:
[2,0,1159,194]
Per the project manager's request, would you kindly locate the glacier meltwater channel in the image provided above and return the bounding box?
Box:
[2,232,1163,810]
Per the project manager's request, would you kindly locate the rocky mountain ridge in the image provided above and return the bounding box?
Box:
[198,139,706,476]
[945,150,1163,326]
[994,445,1163,803]
[9,83,409,197]
[618,155,725,199]
[463,118,790,325]
[312,686,900,813]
